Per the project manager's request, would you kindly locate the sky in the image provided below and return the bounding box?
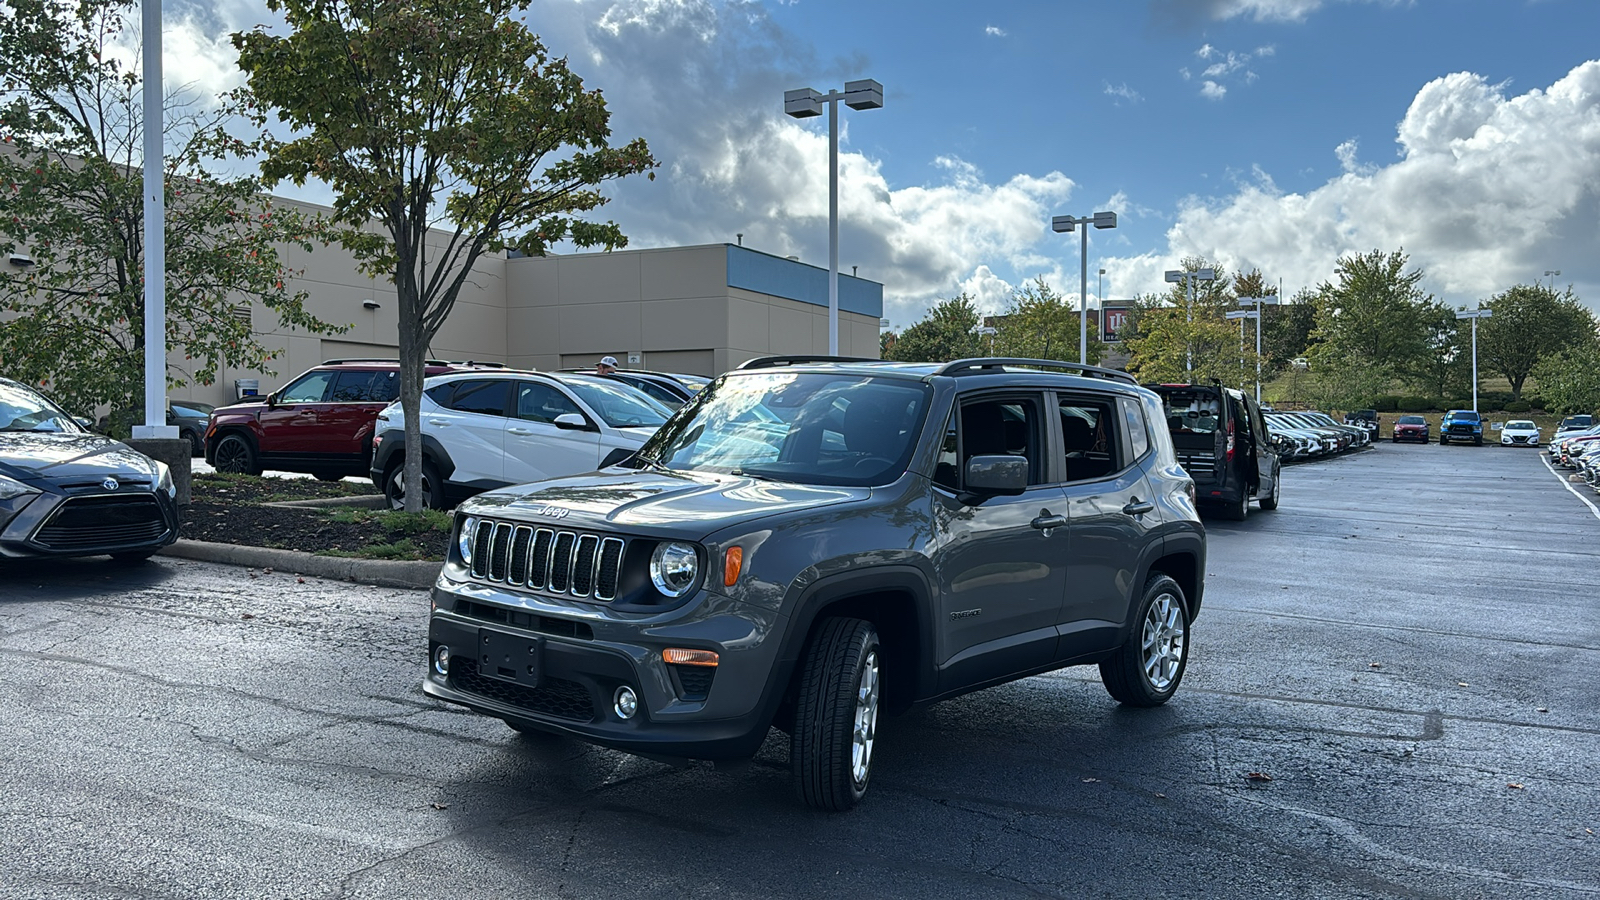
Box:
[151,0,1600,329]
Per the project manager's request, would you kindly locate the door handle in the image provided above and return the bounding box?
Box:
[507,427,534,436]
[295,410,315,416]
[427,419,450,427]
[1123,498,1155,516]
[1030,513,1067,531]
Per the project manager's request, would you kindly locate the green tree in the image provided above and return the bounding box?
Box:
[1123,258,1250,386]
[234,0,657,509]
[1304,249,1433,407]
[990,277,1107,364]
[1260,289,1317,377]
[1477,284,1598,400]
[883,295,983,362]
[1531,344,1600,415]
[1413,302,1470,403]
[0,0,339,419]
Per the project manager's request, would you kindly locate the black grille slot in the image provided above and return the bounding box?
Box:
[572,535,598,596]
[528,528,554,587]
[34,495,168,550]
[450,659,594,722]
[596,538,623,600]
[453,600,595,639]
[470,520,495,578]
[488,523,513,581]
[549,532,576,592]
[507,526,533,585]
[1176,451,1216,479]
[671,664,716,701]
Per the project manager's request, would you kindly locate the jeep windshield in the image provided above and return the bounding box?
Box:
[636,372,932,486]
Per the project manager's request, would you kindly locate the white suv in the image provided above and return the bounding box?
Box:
[369,371,673,509]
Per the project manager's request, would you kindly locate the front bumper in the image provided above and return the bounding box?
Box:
[1501,436,1539,446]
[423,573,787,760]
[0,489,180,560]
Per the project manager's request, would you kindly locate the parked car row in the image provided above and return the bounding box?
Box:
[1264,409,1373,460]
[202,358,701,509]
[1550,416,1600,469]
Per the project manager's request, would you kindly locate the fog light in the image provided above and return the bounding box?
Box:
[433,644,451,676]
[613,686,639,720]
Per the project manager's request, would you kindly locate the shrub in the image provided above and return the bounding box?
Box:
[1373,395,1400,412]
[1398,396,1432,412]
[1503,400,1531,413]
[1524,395,1544,410]
[1446,399,1472,411]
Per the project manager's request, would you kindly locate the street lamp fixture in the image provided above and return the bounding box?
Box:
[1052,211,1118,364]
[1164,268,1216,376]
[1237,296,1281,403]
[1455,307,1492,412]
[785,78,884,356]
[1544,269,1561,290]
[1225,309,1254,391]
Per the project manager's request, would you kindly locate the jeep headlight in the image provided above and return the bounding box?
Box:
[458,516,478,566]
[154,462,175,499]
[0,474,40,502]
[650,541,700,598]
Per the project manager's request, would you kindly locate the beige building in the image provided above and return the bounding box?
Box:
[176,203,884,405]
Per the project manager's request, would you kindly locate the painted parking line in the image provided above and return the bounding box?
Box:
[1542,453,1600,521]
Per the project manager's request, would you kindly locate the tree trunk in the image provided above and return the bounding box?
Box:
[396,277,427,514]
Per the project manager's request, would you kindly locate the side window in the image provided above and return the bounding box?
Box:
[955,397,1044,487]
[933,411,959,490]
[516,382,582,424]
[444,379,511,417]
[424,383,455,406]
[1120,396,1150,463]
[277,371,334,404]
[1058,396,1119,482]
[329,370,386,402]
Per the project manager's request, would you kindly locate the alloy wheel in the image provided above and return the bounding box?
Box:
[851,650,880,786]
[1141,592,1186,692]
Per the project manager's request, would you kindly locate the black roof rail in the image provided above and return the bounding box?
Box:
[934,358,1138,386]
[321,358,458,366]
[735,355,881,370]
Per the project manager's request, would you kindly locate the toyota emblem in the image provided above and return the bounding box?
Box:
[101,477,119,491]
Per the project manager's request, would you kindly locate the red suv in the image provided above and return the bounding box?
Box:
[205,359,497,480]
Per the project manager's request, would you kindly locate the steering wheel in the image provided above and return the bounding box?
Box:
[852,455,894,472]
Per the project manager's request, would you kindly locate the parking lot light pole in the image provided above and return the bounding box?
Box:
[1455,307,1493,412]
[1545,269,1561,290]
[784,79,884,356]
[1165,268,1216,377]
[1237,296,1281,403]
[1225,309,1253,390]
[1053,211,1118,364]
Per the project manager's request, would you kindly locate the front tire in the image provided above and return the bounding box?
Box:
[1100,574,1190,707]
[791,617,881,810]
[213,433,263,475]
[1258,467,1280,511]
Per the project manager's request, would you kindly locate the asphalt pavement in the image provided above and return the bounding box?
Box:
[1,442,1596,899]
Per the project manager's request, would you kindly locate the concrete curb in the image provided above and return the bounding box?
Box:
[262,495,388,510]
[159,539,440,590]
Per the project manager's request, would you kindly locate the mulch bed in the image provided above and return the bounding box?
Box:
[179,474,449,560]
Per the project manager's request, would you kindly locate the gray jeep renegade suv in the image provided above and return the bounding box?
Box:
[424,356,1206,809]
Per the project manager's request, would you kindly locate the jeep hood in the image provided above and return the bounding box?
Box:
[463,470,868,538]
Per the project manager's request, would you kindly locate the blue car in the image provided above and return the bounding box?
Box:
[1439,409,1483,445]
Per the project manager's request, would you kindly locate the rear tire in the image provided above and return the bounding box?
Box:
[1221,487,1249,521]
[385,458,445,510]
[791,617,881,810]
[185,430,202,457]
[312,472,344,482]
[214,433,263,476]
[1100,574,1190,707]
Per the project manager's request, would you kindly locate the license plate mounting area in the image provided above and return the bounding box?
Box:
[478,628,543,688]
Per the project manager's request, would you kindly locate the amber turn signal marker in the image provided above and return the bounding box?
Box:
[663,648,719,667]
[723,546,743,586]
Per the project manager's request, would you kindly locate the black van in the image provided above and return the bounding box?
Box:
[1147,383,1280,520]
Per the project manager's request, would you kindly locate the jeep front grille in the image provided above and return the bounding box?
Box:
[470,520,624,601]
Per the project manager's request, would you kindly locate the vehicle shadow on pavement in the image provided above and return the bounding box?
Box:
[0,556,177,602]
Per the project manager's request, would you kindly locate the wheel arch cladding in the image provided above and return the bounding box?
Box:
[1147,551,1200,621]
[784,571,934,717]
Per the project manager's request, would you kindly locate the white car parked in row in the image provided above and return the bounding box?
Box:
[1499,420,1540,447]
[369,370,673,509]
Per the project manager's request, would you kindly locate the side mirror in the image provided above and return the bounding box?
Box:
[553,413,592,431]
[73,416,93,430]
[963,455,1028,497]
[265,391,279,408]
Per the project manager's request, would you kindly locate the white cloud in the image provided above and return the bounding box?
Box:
[1188,43,1272,99]
[1108,61,1600,313]
[984,25,1007,37]
[1201,81,1227,100]
[1104,82,1143,104]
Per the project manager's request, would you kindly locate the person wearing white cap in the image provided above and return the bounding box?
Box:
[596,356,619,376]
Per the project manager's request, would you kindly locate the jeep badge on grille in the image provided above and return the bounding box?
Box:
[532,506,570,519]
